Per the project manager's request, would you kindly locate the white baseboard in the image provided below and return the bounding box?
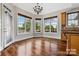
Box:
[14,36,34,42]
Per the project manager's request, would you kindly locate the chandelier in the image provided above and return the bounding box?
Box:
[33,3,43,14]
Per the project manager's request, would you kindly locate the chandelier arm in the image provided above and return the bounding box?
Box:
[33,3,43,14]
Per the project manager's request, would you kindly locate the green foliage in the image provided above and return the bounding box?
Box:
[26,21,31,32]
[18,21,31,33]
[51,25,57,32]
[45,25,57,32]
[18,23,25,33]
[45,25,50,32]
[36,22,40,32]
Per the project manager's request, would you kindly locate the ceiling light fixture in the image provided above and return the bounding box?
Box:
[33,3,43,14]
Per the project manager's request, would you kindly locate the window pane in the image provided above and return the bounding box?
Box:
[68,20,75,26]
[26,19,31,32]
[51,18,58,32]
[74,20,78,26]
[68,13,78,19]
[68,12,79,27]
[36,20,41,32]
[68,20,72,26]
[18,15,25,33]
[44,19,50,32]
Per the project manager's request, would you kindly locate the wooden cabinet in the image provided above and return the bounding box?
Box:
[71,35,79,55]
[64,31,79,55]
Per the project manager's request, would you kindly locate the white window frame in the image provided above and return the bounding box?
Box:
[44,16,58,33]
[17,14,32,35]
[25,18,32,33]
[50,17,58,33]
[67,12,79,28]
[35,19,42,33]
[44,19,51,32]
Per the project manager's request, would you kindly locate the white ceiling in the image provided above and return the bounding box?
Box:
[13,3,79,15]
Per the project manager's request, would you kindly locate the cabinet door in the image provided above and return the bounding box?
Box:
[67,34,79,55]
[70,35,79,55]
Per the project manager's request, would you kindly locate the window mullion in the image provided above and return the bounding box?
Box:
[25,18,26,33]
[50,19,51,33]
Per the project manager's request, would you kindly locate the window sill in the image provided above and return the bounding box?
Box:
[44,32,57,34]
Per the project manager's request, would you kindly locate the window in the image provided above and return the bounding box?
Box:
[44,16,58,32]
[17,13,32,34]
[67,12,79,27]
[18,15,25,33]
[25,19,31,32]
[35,18,41,32]
[44,19,50,32]
[50,17,58,32]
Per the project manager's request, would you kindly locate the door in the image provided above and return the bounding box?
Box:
[3,5,13,47]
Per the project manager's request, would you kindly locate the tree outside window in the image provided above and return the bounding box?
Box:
[44,19,50,32]
[44,16,58,32]
[51,18,58,32]
[17,14,31,33]
[26,19,31,32]
[36,20,41,32]
[18,15,25,33]
[44,17,58,32]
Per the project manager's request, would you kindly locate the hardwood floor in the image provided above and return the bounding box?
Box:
[1,37,67,56]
